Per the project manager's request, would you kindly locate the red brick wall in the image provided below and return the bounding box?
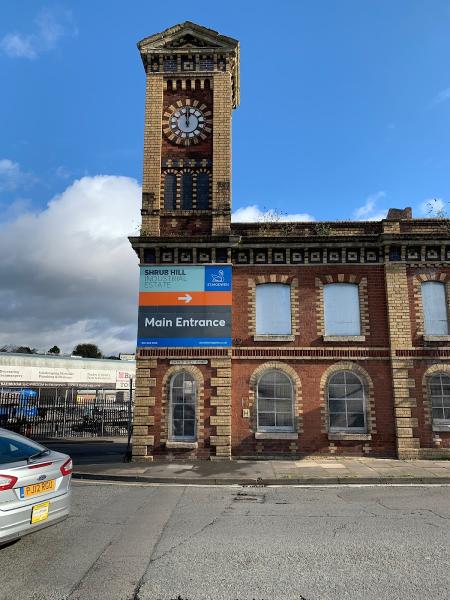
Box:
[231,359,396,457]
[232,266,390,347]
[412,362,450,449]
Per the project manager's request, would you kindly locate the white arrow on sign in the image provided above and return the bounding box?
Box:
[177,293,192,304]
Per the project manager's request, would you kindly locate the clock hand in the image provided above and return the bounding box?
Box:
[185,106,190,128]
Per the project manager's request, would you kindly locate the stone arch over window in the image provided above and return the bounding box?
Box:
[422,364,450,429]
[247,275,299,339]
[320,362,376,437]
[196,171,210,209]
[163,172,177,210]
[160,366,205,447]
[315,274,370,339]
[248,362,303,434]
[180,171,193,209]
[413,273,450,338]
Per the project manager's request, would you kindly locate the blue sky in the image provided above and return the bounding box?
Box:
[1,0,450,220]
[0,1,449,353]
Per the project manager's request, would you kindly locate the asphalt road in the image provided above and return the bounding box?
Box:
[1,482,449,600]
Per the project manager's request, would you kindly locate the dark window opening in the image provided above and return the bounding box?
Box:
[181,173,193,209]
[196,173,210,209]
[164,174,177,210]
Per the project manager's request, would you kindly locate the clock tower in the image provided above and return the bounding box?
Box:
[130,23,239,461]
[132,21,239,247]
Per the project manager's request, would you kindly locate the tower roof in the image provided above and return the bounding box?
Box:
[137,21,239,54]
[137,22,240,106]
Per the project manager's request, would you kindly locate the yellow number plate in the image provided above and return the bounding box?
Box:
[22,480,56,498]
[31,501,50,524]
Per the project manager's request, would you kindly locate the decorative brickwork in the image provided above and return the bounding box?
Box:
[211,71,232,235]
[131,23,450,461]
[141,75,163,236]
[132,358,157,460]
[209,357,232,459]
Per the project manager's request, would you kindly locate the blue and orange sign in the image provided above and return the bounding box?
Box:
[137,266,232,347]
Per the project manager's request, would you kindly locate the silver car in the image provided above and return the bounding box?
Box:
[0,428,71,545]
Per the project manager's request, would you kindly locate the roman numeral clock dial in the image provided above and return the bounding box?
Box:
[163,100,211,146]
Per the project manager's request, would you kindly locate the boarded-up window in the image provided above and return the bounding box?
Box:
[164,174,177,210]
[256,284,291,335]
[181,173,193,209]
[196,172,209,209]
[422,281,449,335]
[324,283,361,336]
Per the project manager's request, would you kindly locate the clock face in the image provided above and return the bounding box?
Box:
[163,100,211,145]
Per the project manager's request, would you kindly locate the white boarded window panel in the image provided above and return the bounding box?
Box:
[324,283,361,336]
[256,284,291,335]
[422,282,449,335]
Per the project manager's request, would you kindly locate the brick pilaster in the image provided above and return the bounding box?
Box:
[141,73,163,236]
[132,358,157,461]
[211,71,232,236]
[209,357,232,459]
[385,263,420,458]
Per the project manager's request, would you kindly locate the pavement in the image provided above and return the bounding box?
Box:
[44,440,450,485]
[3,482,450,599]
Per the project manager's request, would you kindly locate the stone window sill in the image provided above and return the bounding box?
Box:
[255,432,298,440]
[423,335,450,342]
[166,441,198,449]
[328,432,372,441]
[254,335,295,342]
[323,336,366,342]
[432,425,450,433]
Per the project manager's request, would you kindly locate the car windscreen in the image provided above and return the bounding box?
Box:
[0,433,48,465]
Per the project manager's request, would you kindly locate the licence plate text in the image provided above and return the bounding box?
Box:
[20,480,56,499]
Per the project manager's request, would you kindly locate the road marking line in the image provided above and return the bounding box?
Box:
[72,480,450,489]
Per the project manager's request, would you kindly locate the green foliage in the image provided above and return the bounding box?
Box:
[314,223,332,236]
[48,345,60,354]
[426,199,448,218]
[16,346,34,354]
[72,343,102,359]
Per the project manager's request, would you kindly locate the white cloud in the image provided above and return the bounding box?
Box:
[0,34,37,59]
[419,197,447,217]
[353,191,388,221]
[0,176,141,355]
[431,87,450,106]
[0,158,36,192]
[55,165,72,179]
[0,8,76,60]
[232,204,315,223]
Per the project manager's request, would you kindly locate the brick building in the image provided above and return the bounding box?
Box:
[129,22,450,461]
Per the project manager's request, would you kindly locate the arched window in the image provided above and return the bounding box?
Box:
[181,172,193,209]
[164,173,177,210]
[328,370,366,432]
[428,373,450,424]
[257,369,294,432]
[422,281,449,335]
[196,172,210,209]
[324,283,361,336]
[256,284,291,335]
[169,371,196,441]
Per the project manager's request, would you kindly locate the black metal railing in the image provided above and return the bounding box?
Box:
[0,386,133,439]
